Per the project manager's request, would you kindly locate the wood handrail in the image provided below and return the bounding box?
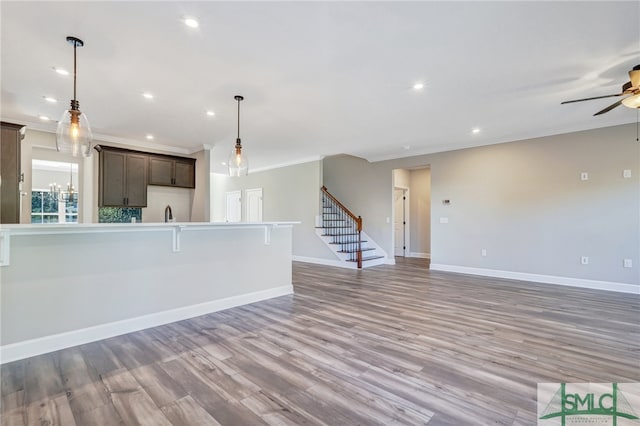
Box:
[321,186,362,231]
[321,186,363,269]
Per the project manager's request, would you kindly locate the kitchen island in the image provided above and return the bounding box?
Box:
[0,222,297,363]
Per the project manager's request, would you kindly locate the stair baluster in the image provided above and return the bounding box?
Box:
[321,186,363,269]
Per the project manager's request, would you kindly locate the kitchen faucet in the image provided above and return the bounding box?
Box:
[164,205,173,223]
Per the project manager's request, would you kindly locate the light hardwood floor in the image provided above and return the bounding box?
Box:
[2,258,639,425]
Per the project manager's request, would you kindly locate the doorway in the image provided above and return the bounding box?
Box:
[225,190,241,222]
[245,188,263,222]
[394,188,408,256]
[31,159,79,224]
[392,167,431,263]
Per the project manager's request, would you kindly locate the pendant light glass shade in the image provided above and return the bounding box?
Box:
[228,143,249,177]
[57,108,93,157]
[56,36,93,157]
[228,95,248,176]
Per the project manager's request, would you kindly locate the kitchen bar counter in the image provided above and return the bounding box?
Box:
[0,222,298,363]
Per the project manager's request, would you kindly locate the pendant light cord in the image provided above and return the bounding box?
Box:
[237,97,241,140]
[73,41,77,102]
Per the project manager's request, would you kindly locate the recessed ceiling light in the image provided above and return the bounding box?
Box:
[39,115,50,121]
[472,128,481,134]
[183,17,199,28]
[221,162,226,166]
[403,145,411,150]
[44,96,57,103]
[413,83,424,90]
[206,110,215,117]
[142,92,154,100]
[145,134,154,140]
[54,67,69,76]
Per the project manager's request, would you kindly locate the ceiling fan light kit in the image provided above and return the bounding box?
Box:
[621,93,640,109]
[56,36,93,157]
[561,65,640,116]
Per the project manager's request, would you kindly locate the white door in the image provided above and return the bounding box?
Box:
[225,190,241,222]
[245,188,263,222]
[394,189,405,256]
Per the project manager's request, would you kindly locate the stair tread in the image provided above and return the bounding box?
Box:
[329,240,367,244]
[338,247,375,253]
[347,255,385,262]
[322,233,359,236]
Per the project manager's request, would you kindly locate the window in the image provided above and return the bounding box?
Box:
[31,159,79,224]
[31,190,78,223]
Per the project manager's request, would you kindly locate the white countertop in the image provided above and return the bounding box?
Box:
[0,221,299,235]
[0,222,300,265]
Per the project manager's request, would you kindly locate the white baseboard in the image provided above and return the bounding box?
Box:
[0,285,293,364]
[293,255,357,269]
[293,255,392,268]
[409,252,431,259]
[429,264,639,294]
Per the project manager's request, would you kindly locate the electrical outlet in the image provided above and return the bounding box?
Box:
[581,256,589,265]
[623,259,633,268]
[481,249,487,257]
[580,172,589,181]
[439,217,449,224]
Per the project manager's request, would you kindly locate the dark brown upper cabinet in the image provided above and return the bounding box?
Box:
[99,148,148,207]
[148,155,195,188]
[0,122,25,223]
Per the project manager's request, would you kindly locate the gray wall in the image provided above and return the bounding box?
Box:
[323,123,639,286]
[210,160,335,260]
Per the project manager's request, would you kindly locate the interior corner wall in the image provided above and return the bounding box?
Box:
[189,148,210,222]
[393,169,410,188]
[322,155,393,259]
[323,123,640,287]
[209,160,336,260]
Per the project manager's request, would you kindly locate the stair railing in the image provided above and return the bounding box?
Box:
[321,186,363,269]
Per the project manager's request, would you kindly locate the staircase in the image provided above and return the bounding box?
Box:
[316,186,386,269]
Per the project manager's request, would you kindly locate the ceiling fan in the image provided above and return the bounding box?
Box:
[561,64,640,116]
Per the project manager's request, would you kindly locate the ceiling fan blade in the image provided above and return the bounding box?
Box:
[593,99,623,116]
[561,93,622,104]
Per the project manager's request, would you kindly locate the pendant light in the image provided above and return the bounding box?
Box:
[56,36,93,157]
[228,95,248,176]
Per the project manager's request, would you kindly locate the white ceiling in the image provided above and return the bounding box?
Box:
[2,1,639,174]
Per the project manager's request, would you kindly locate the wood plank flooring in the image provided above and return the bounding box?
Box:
[2,258,639,425]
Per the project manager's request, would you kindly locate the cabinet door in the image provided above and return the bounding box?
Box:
[100,150,126,207]
[148,157,173,186]
[174,159,195,188]
[0,122,23,223]
[125,153,148,207]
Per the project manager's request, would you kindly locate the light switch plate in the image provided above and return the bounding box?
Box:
[580,172,589,181]
[623,170,632,178]
[439,217,449,224]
